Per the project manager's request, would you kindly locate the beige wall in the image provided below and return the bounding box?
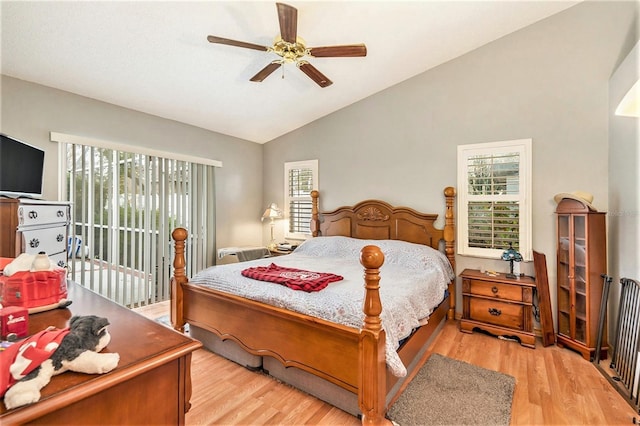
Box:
[264,1,639,319]
[608,37,640,338]
[0,75,265,254]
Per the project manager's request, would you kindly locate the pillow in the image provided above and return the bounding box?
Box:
[294,236,454,279]
[294,236,363,259]
[369,239,453,278]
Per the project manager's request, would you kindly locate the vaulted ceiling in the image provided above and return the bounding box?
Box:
[1,1,579,143]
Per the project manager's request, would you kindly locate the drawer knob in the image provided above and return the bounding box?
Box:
[488,308,502,316]
[57,210,64,217]
[29,238,40,248]
[28,210,38,219]
[57,234,64,242]
[57,260,66,267]
[491,286,499,294]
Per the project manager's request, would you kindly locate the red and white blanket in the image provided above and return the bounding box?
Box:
[241,263,343,292]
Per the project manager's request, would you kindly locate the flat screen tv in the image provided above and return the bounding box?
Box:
[0,133,45,198]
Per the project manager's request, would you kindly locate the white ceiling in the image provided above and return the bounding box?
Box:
[1,1,579,144]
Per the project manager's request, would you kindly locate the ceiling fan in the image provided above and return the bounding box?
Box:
[207,2,367,88]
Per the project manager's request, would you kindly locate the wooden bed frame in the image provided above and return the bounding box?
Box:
[171,187,456,424]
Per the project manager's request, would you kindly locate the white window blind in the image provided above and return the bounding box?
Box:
[54,133,218,307]
[284,160,318,239]
[457,139,532,260]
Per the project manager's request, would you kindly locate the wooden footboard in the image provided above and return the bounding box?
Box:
[171,230,391,424]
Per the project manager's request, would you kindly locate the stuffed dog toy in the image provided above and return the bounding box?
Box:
[2,315,120,410]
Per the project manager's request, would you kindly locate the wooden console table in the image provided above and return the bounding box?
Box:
[1,281,202,425]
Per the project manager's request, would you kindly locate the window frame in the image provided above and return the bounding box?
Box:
[457,139,532,261]
[284,159,318,240]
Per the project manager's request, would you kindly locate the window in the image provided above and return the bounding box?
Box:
[284,160,318,240]
[457,139,532,261]
[52,132,220,307]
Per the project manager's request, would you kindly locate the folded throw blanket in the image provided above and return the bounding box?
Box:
[236,248,270,262]
[241,263,343,292]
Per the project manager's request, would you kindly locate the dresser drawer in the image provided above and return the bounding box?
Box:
[468,279,523,302]
[20,226,68,256]
[49,251,68,269]
[469,298,524,330]
[18,203,70,228]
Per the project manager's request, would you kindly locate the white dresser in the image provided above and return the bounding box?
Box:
[0,198,71,268]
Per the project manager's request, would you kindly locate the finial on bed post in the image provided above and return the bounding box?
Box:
[360,246,384,331]
[311,190,320,237]
[359,245,387,425]
[444,186,456,320]
[171,227,188,332]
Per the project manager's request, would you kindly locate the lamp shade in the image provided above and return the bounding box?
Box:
[262,203,282,221]
[501,243,523,262]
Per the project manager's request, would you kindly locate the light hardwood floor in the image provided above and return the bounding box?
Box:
[134,301,638,425]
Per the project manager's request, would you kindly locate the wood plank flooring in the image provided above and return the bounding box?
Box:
[134,301,639,425]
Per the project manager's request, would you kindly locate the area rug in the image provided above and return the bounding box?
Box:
[155,314,189,333]
[387,353,515,426]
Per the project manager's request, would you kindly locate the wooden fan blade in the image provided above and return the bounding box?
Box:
[250,62,282,82]
[308,44,367,57]
[298,62,333,88]
[276,3,297,44]
[207,35,268,52]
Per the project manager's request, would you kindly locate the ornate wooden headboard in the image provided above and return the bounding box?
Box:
[310,187,456,272]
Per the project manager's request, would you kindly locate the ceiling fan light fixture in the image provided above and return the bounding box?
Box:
[271,36,307,63]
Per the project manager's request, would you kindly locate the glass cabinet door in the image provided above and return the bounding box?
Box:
[557,215,571,337]
[573,215,587,344]
[555,202,606,359]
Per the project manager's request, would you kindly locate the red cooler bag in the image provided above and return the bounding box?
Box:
[0,269,67,309]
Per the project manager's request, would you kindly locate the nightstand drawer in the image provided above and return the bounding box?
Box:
[49,251,68,269]
[468,279,523,302]
[469,298,524,330]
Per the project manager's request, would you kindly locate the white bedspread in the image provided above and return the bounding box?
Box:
[190,236,454,377]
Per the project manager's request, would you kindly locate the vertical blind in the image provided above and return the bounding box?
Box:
[62,142,216,307]
[466,152,521,250]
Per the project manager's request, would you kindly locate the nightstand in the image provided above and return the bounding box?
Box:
[459,268,536,348]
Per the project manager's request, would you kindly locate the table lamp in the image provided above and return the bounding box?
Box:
[501,243,523,279]
[262,203,282,250]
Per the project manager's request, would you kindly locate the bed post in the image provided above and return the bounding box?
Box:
[443,186,456,320]
[311,190,320,237]
[359,245,389,425]
[171,227,188,332]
